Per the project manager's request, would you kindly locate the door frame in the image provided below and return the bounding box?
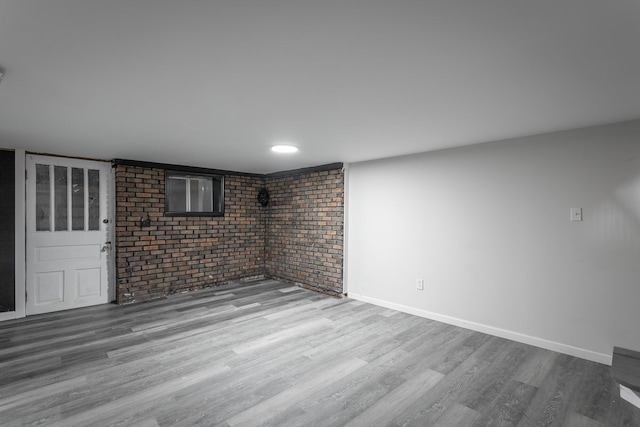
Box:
[0,150,25,321]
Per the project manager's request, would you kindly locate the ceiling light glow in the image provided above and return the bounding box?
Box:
[271,144,299,153]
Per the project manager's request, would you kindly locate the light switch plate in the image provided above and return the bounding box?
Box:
[570,208,582,221]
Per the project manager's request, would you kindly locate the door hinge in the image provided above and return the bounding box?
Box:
[25,169,28,180]
[25,291,28,302]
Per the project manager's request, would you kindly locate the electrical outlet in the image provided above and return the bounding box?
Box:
[416,279,424,290]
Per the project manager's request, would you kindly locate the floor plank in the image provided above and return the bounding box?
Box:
[0,279,637,426]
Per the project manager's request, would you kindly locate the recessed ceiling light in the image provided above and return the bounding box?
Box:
[271,144,299,153]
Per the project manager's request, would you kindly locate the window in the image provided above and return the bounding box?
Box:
[35,164,102,231]
[165,171,224,216]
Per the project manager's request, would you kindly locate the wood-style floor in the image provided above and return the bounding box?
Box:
[1,279,638,426]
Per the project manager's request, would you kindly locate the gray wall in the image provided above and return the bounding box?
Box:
[347,120,640,364]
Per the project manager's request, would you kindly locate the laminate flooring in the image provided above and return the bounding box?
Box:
[0,279,638,426]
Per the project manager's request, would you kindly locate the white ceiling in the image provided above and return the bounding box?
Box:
[1,0,639,174]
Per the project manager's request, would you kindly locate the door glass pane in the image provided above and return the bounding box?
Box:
[35,164,51,231]
[88,169,100,230]
[54,166,68,231]
[72,168,85,231]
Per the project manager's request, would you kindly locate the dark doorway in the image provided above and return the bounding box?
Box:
[0,150,15,312]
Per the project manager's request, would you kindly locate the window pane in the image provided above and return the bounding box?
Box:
[166,172,222,215]
[200,178,213,212]
[213,178,222,212]
[54,166,68,231]
[88,169,100,230]
[167,177,187,212]
[35,164,51,231]
[188,178,214,212]
[189,179,199,211]
[72,168,85,230]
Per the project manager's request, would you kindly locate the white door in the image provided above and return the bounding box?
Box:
[26,155,112,315]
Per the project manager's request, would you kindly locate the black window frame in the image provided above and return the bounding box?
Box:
[165,170,224,217]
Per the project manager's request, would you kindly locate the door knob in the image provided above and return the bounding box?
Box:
[101,241,112,252]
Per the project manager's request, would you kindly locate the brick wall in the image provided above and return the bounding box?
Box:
[265,167,344,296]
[115,165,265,303]
[114,162,344,303]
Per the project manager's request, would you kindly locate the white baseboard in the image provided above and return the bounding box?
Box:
[620,385,640,409]
[348,292,611,366]
[0,311,22,322]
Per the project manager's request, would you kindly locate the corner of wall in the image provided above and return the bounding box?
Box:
[264,165,345,296]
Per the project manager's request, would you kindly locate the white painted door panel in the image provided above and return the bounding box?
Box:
[26,155,111,315]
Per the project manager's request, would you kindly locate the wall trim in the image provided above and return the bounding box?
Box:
[112,158,264,178]
[26,151,109,163]
[107,166,116,303]
[14,150,25,319]
[348,291,612,366]
[341,163,350,295]
[265,162,344,178]
[113,159,344,179]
